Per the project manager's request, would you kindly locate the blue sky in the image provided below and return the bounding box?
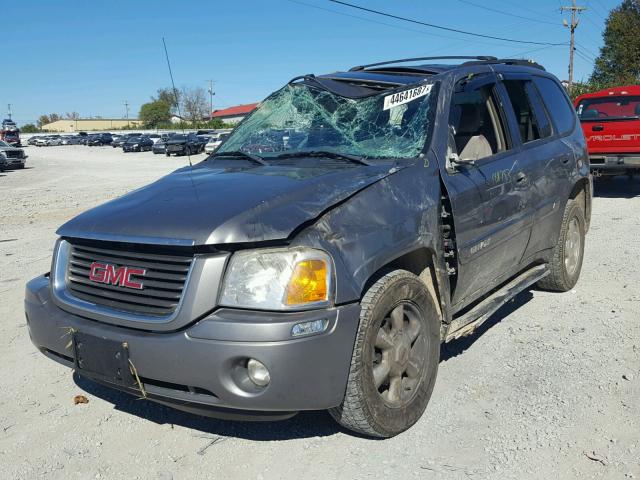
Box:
[5,0,616,126]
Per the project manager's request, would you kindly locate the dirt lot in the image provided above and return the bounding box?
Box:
[0,146,638,479]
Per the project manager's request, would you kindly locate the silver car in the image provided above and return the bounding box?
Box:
[204,132,231,154]
[0,140,27,169]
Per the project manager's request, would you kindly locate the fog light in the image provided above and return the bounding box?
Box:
[291,319,329,337]
[247,359,270,387]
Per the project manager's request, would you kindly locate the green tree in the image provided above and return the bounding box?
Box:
[21,123,38,133]
[591,0,640,86]
[156,87,180,112]
[37,115,50,128]
[139,100,171,127]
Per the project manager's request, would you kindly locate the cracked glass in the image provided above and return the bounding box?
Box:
[217,82,436,159]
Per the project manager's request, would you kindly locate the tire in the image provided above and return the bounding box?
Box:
[537,199,586,292]
[329,270,440,438]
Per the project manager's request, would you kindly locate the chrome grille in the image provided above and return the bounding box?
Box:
[66,243,193,317]
[4,150,22,159]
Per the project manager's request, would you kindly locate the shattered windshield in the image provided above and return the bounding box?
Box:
[217,82,436,159]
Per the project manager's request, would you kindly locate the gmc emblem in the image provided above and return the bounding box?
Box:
[88,262,146,290]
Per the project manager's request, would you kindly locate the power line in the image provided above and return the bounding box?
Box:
[496,0,562,22]
[287,0,529,46]
[455,0,561,26]
[326,0,566,46]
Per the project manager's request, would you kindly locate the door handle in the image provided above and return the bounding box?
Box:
[592,125,604,132]
[515,172,527,183]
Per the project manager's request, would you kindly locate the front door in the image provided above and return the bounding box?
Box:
[441,73,533,308]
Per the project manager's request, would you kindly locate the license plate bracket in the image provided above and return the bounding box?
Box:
[72,332,136,388]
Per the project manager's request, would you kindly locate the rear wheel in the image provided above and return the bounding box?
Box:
[330,270,440,438]
[538,199,586,292]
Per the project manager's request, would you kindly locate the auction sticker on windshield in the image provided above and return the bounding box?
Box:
[383,84,433,111]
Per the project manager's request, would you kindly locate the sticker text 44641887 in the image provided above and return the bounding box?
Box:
[383,84,433,111]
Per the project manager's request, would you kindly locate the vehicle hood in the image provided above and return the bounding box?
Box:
[166,139,188,145]
[0,145,21,152]
[57,160,405,246]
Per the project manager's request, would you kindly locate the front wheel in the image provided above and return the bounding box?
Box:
[330,270,440,438]
[537,199,586,292]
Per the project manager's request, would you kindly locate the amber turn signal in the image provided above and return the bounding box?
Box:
[285,259,328,306]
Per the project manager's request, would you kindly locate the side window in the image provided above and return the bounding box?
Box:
[503,80,551,143]
[449,82,509,162]
[533,76,576,135]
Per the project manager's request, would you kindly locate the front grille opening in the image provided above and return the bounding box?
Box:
[140,376,218,398]
[590,158,606,165]
[65,240,193,317]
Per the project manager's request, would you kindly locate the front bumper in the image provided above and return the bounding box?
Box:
[5,156,26,167]
[25,275,360,418]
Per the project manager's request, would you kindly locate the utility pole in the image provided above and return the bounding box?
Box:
[207,80,215,122]
[7,104,11,120]
[124,100,130,129]
[561,0,586,94]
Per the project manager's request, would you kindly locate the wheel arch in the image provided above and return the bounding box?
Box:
[569,177,592,232]
[360,248,449,329]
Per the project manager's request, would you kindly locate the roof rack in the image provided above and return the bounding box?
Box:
[349,56,545,72]
[349,56,498,71]
[462,58,546,71]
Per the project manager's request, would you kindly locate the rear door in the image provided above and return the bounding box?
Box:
[443,73,533,307]
[498,74,567,258]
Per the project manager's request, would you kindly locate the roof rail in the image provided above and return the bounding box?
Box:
[349,56,498,71]
[462,58,546,71]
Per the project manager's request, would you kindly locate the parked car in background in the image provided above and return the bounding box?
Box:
[112,133,139,148]
[87,133,113,146]
[2,130,21,147]
[0,140,27,169]
[575,85,640,177]
[204,132,231,154]
[123,136,154,152]
[27,136,39,146]
[152,139,168,155]
[67,135,86,145]
[164,133,201,156]
[35,135,63,146]
[147,134,162,144]
[195,135,210,153]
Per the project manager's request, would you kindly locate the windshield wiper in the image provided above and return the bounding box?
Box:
[210,150,268,166]
[274,150,373,166]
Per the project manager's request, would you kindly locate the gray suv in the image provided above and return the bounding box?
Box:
[25,56,591,437]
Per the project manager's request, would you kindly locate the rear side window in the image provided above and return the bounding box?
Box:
[503,80,551,143]
[533,77,576,134]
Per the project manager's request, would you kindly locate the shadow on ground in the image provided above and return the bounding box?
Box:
[593,176,640,198]
[74,373,341,441]
[441,289,535,362]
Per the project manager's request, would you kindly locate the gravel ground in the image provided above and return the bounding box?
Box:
[1,146,638,480]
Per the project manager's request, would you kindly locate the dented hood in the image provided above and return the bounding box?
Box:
[57,160,401,246]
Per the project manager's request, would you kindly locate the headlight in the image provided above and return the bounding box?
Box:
[219,247,333,310]
[133,144,139,148]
